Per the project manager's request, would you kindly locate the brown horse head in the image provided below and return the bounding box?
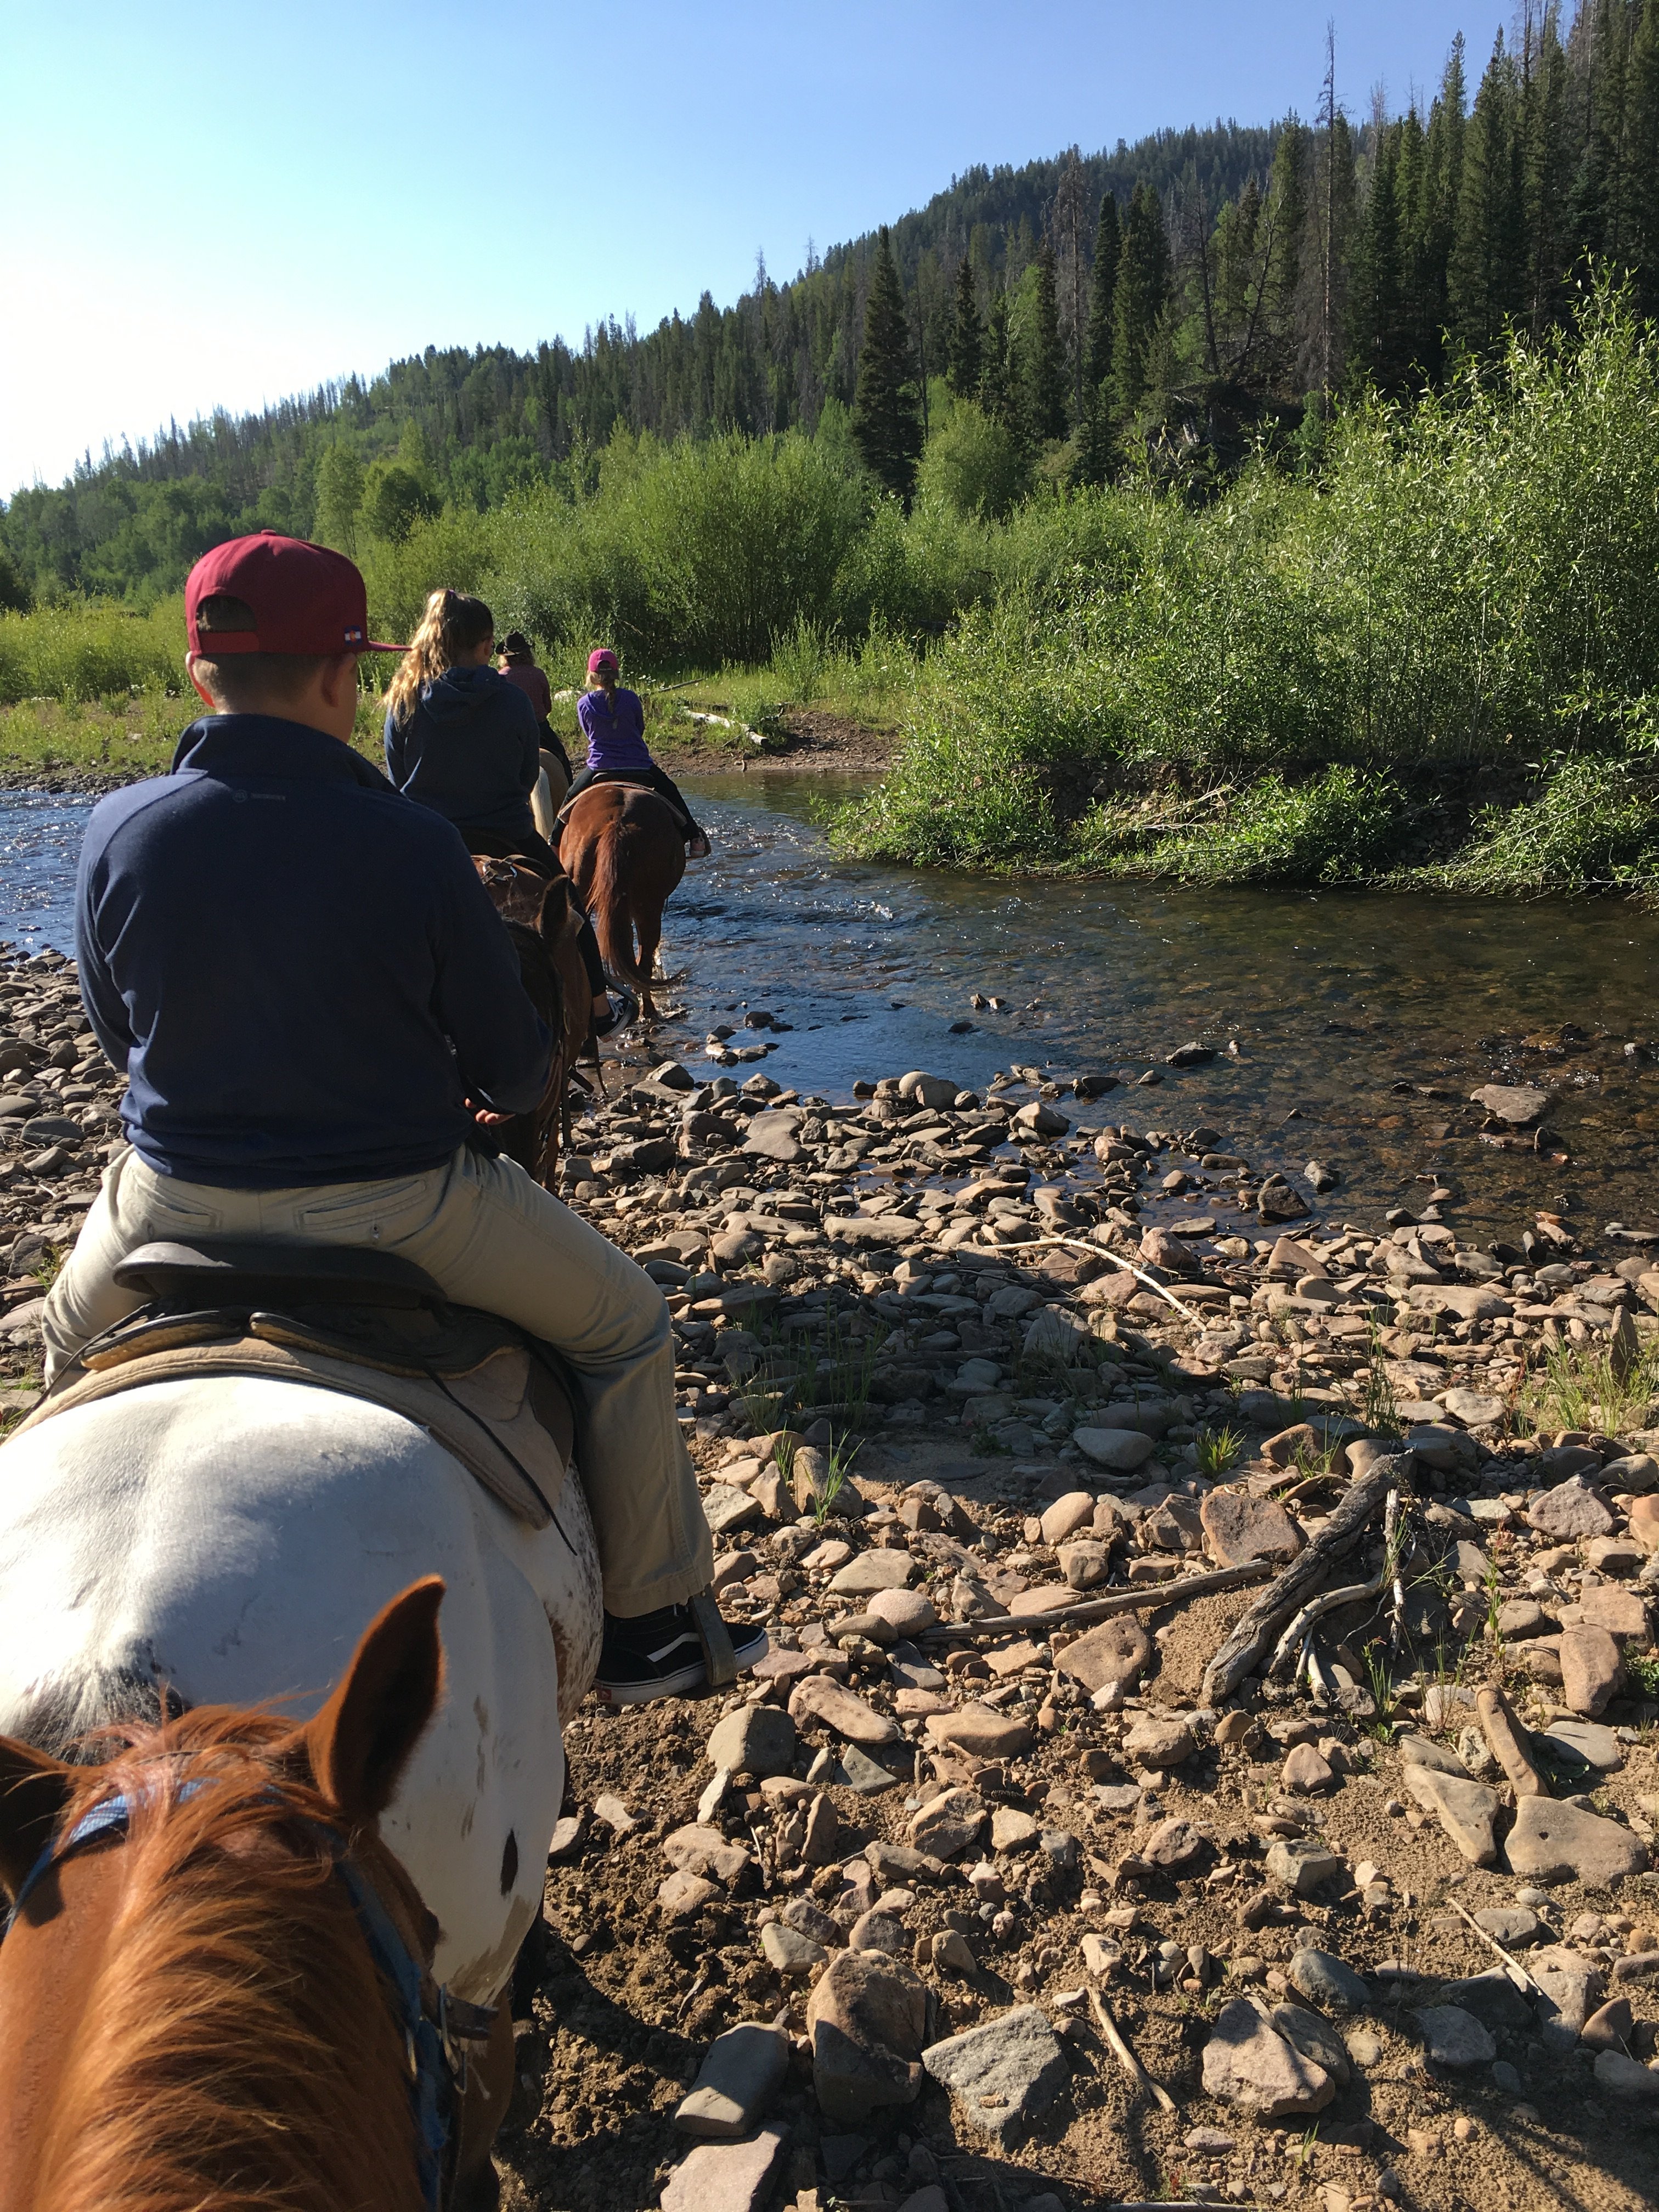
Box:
[0,1579,505,2212]
[558,786,685,1022]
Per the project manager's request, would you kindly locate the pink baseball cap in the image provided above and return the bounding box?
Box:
[588,647,619,675]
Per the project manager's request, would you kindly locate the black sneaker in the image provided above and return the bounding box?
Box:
[593,1602,768,1705]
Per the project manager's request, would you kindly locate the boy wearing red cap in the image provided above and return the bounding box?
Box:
[44,533,758,1703]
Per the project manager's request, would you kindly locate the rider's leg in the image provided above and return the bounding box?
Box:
[42,1145,715,1622]
[562,766,596,808]
[641,766,710,855]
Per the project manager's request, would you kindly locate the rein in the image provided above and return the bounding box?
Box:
[2,1780,492,2211]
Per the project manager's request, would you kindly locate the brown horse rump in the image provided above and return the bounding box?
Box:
[556,772,690,834]
[15,1301,575,1531]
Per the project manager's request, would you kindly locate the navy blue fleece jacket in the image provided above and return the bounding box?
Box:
[383,664,541,839]
[74,714,551,1187]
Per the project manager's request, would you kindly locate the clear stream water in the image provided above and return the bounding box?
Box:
[4,771,1657,1241]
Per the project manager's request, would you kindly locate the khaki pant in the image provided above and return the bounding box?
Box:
[42,1143,710,1618]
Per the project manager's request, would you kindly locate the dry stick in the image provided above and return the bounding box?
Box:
[1089,1985,1176,2113]
[1446,1897,1550,1997]
[1476,1683,1546,1798]
[987,1233,1211,1327]
[1200,1457,1412,1706]
[921,1560,1271,1645]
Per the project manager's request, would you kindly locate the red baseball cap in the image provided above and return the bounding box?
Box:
[185,532,405,657]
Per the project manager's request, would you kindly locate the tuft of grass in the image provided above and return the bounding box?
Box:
[1515,1334,1659,1438]
[812,1435,863,1527]
[1359,1323,1404,1439]
[1194,1424,1245,1480]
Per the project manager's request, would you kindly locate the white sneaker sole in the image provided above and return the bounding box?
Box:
[592,1628,769,1706]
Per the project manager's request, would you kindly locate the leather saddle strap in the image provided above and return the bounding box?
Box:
[686,1590,736,1691]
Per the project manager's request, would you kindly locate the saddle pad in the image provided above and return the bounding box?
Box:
[16,1334,567,1531]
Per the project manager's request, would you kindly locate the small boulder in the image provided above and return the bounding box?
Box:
[1289,1949,1370,2013]
[1527,1479,1617,1542]
[925,1703,1033,1761]
[707,1705,797,1779]
[806,1950,929,2122]
[674,2021,790,2138]
[921,2006,1070,2146]
[1506,1797,1648,1886]
[1053,1617,1153,1697]
[1201,1998,1334,2117]
[1200,1490,1305,1568]
[1560,1624,1624,1717]
[1414,2005,1497,2068]
[1121,1713,1194,1769]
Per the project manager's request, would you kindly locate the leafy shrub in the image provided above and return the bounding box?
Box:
[1443,757,1659,891]
[0,599,183,704]
[1091,766,1413,885]
[915,399,1030,520]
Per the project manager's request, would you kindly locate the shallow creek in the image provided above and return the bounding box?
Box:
[4,771,1656,1242]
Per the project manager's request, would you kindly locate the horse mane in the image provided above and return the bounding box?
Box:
[34,1707,423,2212]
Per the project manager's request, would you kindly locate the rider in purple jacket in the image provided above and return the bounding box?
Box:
[566,651,710,856]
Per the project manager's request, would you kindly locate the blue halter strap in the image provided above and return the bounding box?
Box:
[2,1783,465,2211]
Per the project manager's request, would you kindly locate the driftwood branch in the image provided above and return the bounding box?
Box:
[987,1233,1211,1326]
[1201,1458,1411,1706]
[1446,1896,1550,1996]
[922,1560,1270,1644]
[1089,1987,1176,2113]
[1268,1571,1387,1677]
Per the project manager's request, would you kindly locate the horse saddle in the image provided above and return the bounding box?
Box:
[556,772,687,831]
[14,1240,578,1531]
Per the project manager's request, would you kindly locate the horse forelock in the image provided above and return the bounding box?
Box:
[27,1707,422,2212]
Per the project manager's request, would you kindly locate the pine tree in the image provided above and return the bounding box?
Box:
[1420,32,1469,370]
[1521,4,1573,336]
[851,225,924,500]
[1349,121,1405,387]
[1075,196,1122,485]
[1085,194,1121,389]
[1629,0,1659,313]
[980,287,1020,441]
[1395,105,1440,379]
[1265,119,1310,385]
[1027,239,1070,441]
[1450,30,1526,354]
[1111,182,1170,420]
[946,256,983,398]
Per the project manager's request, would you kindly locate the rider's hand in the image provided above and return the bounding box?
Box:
[468,1102,514,1126]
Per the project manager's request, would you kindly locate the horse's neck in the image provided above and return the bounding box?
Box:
[0,1804,420,2212]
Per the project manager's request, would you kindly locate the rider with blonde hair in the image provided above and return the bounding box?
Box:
[386,589,619,1035]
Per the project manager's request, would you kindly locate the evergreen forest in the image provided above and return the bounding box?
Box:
[4,0,1657,609]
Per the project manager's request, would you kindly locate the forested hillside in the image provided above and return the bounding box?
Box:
[3,0,1656,610]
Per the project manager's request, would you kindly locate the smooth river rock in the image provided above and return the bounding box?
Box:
[1506,1796,1648,1885]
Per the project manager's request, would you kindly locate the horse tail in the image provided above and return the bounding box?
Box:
[589,818,640,986]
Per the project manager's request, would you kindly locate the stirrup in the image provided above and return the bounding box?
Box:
[687,1590,737,1691]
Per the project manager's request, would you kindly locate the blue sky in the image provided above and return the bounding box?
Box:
[2,0,1493,497]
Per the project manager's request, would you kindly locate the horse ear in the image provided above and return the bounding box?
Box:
[0,1737,74,1899]
[304,1578,446,1829]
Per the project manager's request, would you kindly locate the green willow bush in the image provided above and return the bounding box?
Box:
[841,283,1659,872]
[0,598,183,705]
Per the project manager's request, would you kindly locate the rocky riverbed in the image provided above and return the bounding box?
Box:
[5,953,1659,2211]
